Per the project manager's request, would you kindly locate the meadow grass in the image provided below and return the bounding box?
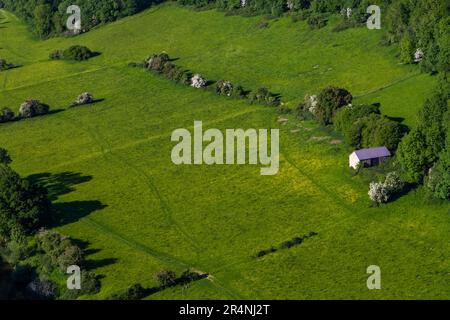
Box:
[0,4,448,299]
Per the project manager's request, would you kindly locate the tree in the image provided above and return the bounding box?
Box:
[33,4,53,38]
[315,86,352,125]
[368,182,389,204]
[62,45,94,61]
[19,100,50,119]
[384,172,405,194]
[57,245,84,271]
[154,269,177,287]
[0,165,51,239]
[426,150,450,200]
[397,129,428,182]
[399,33,414,64]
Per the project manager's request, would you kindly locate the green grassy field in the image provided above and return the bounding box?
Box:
[0,3,448,299]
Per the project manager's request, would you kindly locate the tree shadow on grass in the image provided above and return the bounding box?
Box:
[69,239,118,271]
[52,200,107,226]
[27,171,108,226]
[28,171,93,201]
[389,182,419,202]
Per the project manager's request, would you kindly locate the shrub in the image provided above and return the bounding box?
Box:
[249,87,280,106]
[18,100,49,119]
[216,80,234,96]
[368,172,405,204]
[383,172,405,194]
[61,270,100,299]
[368,181,389,204]
[109,283,146,300]
[315,86,352,125]
[426,155,450,200]
[145,53,170,73]
[0,59,14,71]
[57,245,84,271]
[0,108,15,123]
[280,236,303,249]
[231,84,246,98]
[26,278,57,300]
[62,45,94,61]
[49,50,63,60]
[333,104,380,139]
[74,92,94,106]
[190,74,207,88]
[154,269,177,287]
[255,247,277,258]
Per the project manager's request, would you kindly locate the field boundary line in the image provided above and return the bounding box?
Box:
[354,72,421,98]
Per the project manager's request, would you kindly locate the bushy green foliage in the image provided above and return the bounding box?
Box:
[383,0,449,74]
[0,165,51,240]
[397,90,448,182]
[18,100,50,119]
[333,104,380,137]
[108,283,146,300]
[314,86,352,125]
[368,172,405,204]
[36,229,85,271]
[248,87,280,106]
[154,269,177,287]
[350,113,405,151]
[2,0,161,38]
[0,108,15,123]
[50,45,94,61]
[0,58,14,71]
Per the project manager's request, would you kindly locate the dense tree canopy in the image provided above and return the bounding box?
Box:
[0,165,51,239]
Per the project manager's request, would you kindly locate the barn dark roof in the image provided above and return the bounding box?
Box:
[353,146,391,160]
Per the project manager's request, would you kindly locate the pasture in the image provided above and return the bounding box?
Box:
[0,3,448,299]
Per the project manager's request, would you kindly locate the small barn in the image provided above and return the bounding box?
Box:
[349,146,391,169]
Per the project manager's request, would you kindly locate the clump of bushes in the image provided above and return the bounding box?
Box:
[142,53,191,85]
[333,103,406,151]
[0,108,15,123]
[108,283,146,300]
[35,230,84,272]
[314,86,353,125]
[26,277,58,300]
[0,100,51,125]
[19,100,50,119]
[190,74,207,88]
[154,269,177,287]
[295,95,318,120]
[0,59,15,71]
[255,246,277,258]
[71,92,94,107]
[368,172,405,204]
[249,87,280,106]
[135,53,283,106]
[0,165,51,240]
[255,232,318,258]
[216,80,233,96]
[50,46,95,61]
